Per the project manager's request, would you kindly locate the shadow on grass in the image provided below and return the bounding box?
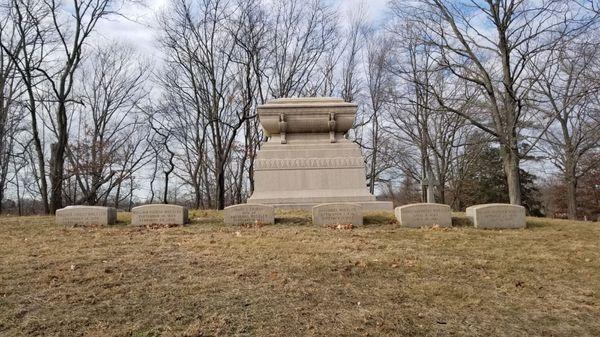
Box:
[525,218,551,229]
[114,220,131,227]
[275,215,312,226]
[363,211,396,226]
[452,216,473,227]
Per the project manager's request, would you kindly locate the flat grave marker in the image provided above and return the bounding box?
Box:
[56,206,117,226]
[131,204,188,226]
[312,203,363,226]
[466,203,526,229]
[395,203,452,228]
[224,204,275,225]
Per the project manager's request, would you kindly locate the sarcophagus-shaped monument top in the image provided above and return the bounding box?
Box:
[257,97,357,135]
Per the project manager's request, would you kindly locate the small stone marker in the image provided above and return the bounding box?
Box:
[312,203,363,226]
[224,204,274,225]
[395,203,451,228]
[131,204,188,226]
[56,206,117,226]
[466,203,526,229]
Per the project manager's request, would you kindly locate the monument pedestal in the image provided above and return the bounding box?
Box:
[247,97,392,212]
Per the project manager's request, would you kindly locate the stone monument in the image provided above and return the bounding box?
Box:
[247,97,393,212]
[466,203,526,229]
[131,204,188,226]
[56,206,117,226]
[395,203,452,228]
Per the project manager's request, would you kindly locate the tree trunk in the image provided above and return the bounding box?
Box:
[216,163,225,210]
[500,143,522,205]
[194,185,201,209]
[438,177,446,204]
[235,151,248,205]
[16,174,22,216]
[50,101,68,213]
[86,185,98,206]
[163,148,175,204]
[163,173,169,204]
[369,115,379,194]
[29,98,50,214]
[249,158,255,194]
[114,180,121,209]
[128,176,134,211]
[202,160,212,208]
[565,160,577,219]
[50,147,66,213]
[426,184,435,203]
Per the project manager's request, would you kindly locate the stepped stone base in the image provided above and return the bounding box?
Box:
[252,201,393,212]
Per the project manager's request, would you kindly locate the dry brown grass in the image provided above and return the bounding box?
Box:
[0,210,599,336]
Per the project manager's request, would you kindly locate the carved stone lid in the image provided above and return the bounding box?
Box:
[262,97,357,107]
[257,97,357,134]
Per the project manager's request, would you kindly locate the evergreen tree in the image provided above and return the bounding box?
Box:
[457,144,543,215]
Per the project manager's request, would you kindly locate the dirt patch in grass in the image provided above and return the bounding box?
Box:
[0,212,599,336]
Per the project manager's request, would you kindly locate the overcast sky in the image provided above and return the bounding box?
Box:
[95,0,390,58]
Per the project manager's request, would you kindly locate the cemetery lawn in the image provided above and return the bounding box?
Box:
[1,211,599,337]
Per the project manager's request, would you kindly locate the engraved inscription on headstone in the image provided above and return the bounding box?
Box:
[466,203,526,229]
[56,206,117,226]
[312,203,363,226]
[131,204,188,226]
[224,204,275,225]
[395,203,452,228]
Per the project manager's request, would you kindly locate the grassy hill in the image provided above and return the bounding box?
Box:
[0,211,598,336]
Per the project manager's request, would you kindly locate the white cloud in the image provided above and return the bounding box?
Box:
[94,0,167,57]
[336,0,389,27]
[93,0,390,56]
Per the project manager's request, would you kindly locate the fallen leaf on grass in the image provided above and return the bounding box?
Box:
[144,223,182,229]
[403,260,417,267]
[328,224,354,230]
[72,223,102,229]
[240,221,267,229]
[426,224,451,231]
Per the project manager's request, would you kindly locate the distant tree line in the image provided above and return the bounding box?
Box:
[0,0,598,220]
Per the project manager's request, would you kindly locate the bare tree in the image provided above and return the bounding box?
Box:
[65,43,151,206]
[0,0,52,213]
[0,10,22,213]
[1,0,126,213]
[147,106,176,205]
[158,0,260,209]
[393,0,588,205]
[386,19,472,204]
[362,31,394,194]
[266,0,337,98]
[42,0,123,213]
[340,5,366,103]
[535,38,600,219]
